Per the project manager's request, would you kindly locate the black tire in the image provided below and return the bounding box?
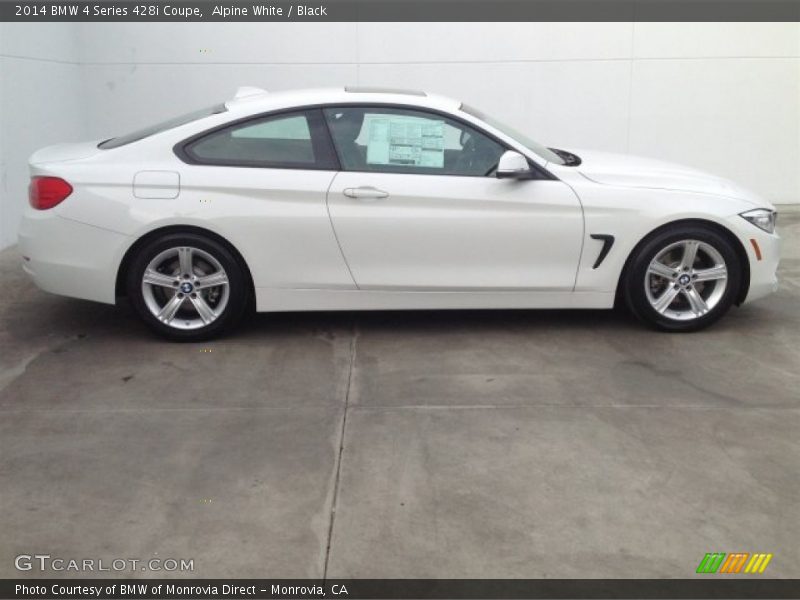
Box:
[623,224,742,332]
[126,232,249,341]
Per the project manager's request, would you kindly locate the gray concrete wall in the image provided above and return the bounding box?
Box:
[0,23,86,248]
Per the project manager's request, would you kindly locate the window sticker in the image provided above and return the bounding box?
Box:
[365,116,445,168]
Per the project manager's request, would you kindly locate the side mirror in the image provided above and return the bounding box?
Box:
[496,150,532,179]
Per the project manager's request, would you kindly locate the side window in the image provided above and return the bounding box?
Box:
[323,107,506,177]
[183,110,337,169]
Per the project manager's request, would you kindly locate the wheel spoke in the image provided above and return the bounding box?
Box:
[157,293,184,323]
[143,269,178,289]
[178,247,194,276]
[683,287,709,316]
[679,241,700,270]
[648,261,678,279]
[195,271,228,290]
[652,286,680,313]
[693,264,727,283]
[190,295,217,325]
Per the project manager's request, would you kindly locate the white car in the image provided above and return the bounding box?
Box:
[20,86,779,340]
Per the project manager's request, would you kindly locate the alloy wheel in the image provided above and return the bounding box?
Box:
[140,246,230,330]
[644,239,728,321]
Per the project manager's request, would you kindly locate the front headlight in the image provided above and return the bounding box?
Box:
[740,209,777,234]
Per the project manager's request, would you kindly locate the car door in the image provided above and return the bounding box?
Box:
[323,105,584,291]
[178,108,355,291]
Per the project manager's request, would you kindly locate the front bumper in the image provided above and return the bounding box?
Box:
[738,224,780,304]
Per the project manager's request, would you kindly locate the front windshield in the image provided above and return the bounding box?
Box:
[460,103,565,166]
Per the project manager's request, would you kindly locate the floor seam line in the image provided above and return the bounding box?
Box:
[322,317,357,580]
[343,404,800,411]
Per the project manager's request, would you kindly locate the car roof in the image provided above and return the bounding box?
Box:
[224,86,463,115]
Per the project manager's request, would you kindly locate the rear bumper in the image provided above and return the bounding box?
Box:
[19,211,128,305]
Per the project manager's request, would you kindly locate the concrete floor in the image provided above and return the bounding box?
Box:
[1,210,798,579]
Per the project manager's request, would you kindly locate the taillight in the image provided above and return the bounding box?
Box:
[29,176,73,210]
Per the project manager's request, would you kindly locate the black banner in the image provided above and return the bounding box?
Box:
[2,0,800,22]
[4,579,800,599]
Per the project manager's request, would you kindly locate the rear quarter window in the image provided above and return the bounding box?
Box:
[179,109,338,170]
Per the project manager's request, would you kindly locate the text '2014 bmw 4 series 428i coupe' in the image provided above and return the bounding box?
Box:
[20,86,780,340]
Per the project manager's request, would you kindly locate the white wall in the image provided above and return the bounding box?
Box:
[0,23,85,248]
[1,22,799,249]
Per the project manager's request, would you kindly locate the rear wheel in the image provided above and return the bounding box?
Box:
[624,225,742,332]
[127,233,248,341]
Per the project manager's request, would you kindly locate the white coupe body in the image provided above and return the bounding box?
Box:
[19,87,780,339]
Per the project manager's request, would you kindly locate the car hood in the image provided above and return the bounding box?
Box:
[567,149,763,205]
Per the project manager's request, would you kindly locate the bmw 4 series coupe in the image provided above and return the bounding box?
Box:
[20,86,780,340]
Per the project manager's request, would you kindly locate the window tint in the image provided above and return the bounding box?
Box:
[99,104,227,149]
[231,115,310,140]
[183,110,336,169]
[323,107,506,177]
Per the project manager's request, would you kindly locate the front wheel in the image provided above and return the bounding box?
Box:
[624,225,743,332]
[126,233,249,341]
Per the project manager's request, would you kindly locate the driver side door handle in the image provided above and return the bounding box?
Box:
[343,186,390,200]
